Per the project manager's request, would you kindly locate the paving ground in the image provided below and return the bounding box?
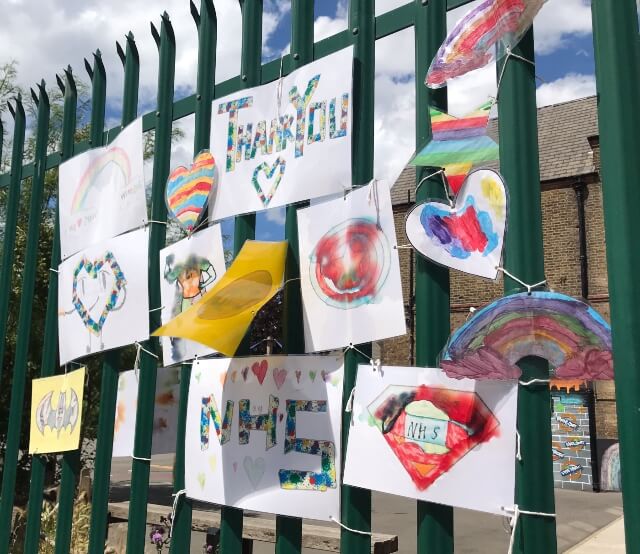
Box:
[110,454,624,553]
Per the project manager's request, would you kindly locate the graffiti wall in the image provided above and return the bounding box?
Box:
[551,392,593,491]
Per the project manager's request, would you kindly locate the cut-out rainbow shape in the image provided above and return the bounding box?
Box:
[440,291,613,381]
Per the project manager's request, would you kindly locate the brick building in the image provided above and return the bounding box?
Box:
[381,95,620,491]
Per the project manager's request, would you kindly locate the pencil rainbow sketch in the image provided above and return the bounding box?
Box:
[59,251,127,353]
[309,218,391,309]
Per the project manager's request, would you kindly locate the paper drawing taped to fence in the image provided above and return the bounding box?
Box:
[29,367,85,454]
[440,291,613,380]
[298,182,406,352]
[159,225,227,366]
[185,356,343,521]
[410,103,499,194]
[406,169,507,279]
[57,228,149,365]
[112,366,180,457]
[343,365,517,515]
[426,0,547,88]
[166,150,217,232]
[58,118,147,260]
[208,47,353,220]
[154,240,286,356]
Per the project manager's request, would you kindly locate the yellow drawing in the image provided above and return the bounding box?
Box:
[30,367,85,454]
[153,240,287,356]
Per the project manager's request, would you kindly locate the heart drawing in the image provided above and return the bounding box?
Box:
[72,251,127,336]
[166,150,216,232]
[252,156,286,207]
[405,168,507,280]
[243,456,266,490]
[273,368,287,390]
[252,360,268,385]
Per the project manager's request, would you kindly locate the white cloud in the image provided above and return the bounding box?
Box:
[536,73,596,106]
[264,206,286,225]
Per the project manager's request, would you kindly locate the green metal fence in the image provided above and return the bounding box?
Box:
[0,1,638,553]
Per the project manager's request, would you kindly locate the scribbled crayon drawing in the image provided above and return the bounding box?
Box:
[405,168,507,280]
[426,0,547,88]
[309,218,391,309]
[60,251,127,354]
[440,291,614,381]
[367,384,500,491]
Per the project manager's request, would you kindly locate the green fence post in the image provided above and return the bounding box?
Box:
[218,3,261,550]
[169,2,216,550]
[0,82,50,554]
[339,0,373,552]
[497,29,557,554]
[275,1,314,552]
[0,97,26,383]
[22,67,77,554]
[413,1,453,552]
[591,1,640,550]
[126,13,175,553]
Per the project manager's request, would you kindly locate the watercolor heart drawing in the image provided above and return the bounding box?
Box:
[71,251,127,336]
[252,156,286,207]
[405,168,507,280]
[166,150,216,232]
[252,360,268,385]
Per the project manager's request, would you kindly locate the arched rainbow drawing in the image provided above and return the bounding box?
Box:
[440,291,613,380]
[71,146,132,213]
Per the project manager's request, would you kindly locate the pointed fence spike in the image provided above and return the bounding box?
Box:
[116,41,126,66]
[150,22,160,48]
[56,74,65,94]
[84,58,93,79]
[190,0,200,27]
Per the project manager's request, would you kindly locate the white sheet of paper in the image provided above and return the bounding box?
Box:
[343,365,517,515]
[58,118,147,260]
[57,228,150,365]
[159,225,227,366]
[112,367,181,457]
[208,47,353,220]
[298,182,406,352]
[185,356,343,521]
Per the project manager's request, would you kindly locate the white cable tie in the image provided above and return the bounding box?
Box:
[279,277,302,291]
[394,244,414,250]
[519,378,550,386]
[495,267,547,295]
[169,489,188,539]
[344,343,373,363]
[515,430,522,462]
[49,268,59,273]
[147,219,167,226]
[345,388,355,413]
[132,455,151,462]
[329,515,373,536]
[503,505,556,554]
[133,343,141,381]
[149,306,165,313]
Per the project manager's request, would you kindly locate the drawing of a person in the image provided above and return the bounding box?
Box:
[163,254,217,361]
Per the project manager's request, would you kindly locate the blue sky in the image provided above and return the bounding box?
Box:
[0,0,599,249]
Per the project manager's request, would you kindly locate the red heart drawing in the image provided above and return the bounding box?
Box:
[370,385,500,491]
[273,368,287,390]
[252,360,268,385]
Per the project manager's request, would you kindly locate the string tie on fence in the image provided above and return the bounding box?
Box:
[279,277,301,292]
[149,305,165,313]
[146,219,167,227]
[132,455,152,462]
[367,179,382,230]
[49,268,59,273]
[503,505,556,554]
[345,387,355,413]
[329,515,373,536]
[169,489,188,539]
[495,267,547,295]
[519,378,550,386]
[515,430,521,461]
[415,169,453,207]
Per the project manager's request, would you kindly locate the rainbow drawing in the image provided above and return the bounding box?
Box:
[426,0,546,88]
[440,291,613,381]
[166,151,216,232]
[71,146,132,213]
[410,102,499,194]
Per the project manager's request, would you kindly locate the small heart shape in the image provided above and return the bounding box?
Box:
[273,368,287,390]
[252,360,268,385]
[405,169,507,280]
[252,157,286,207]
[243,456,266,490]
[295,370,302,384]
[321,370,328,382]
[241,366,249,382]
[208,455,217,472]
[231,369,238,383]
[197,472,206,489]
[166,151,216,232]
[309,370,317,382]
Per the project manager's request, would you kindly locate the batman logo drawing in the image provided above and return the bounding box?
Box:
[35,389,80,436]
